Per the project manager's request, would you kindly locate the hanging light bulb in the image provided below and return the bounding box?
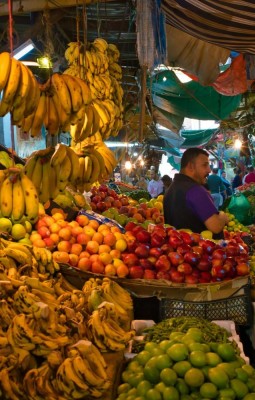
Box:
[140,158,145,166]
[125,160,132,171]
[234,138,242,149]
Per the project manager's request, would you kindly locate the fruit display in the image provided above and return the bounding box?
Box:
[0,52,40,124]
[64,38,123,141]
[0,237,134,399]
[0,167,39,224]
[117,323,255,400]
[224,212,251,234]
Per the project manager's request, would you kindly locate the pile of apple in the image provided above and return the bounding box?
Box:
[29,214,250,283]
[90,184,130,212]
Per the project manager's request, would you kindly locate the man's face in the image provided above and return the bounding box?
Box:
[188,154,211,185]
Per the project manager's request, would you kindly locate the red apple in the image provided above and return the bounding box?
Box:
[122,253,139,267]
[155,255,171,271]
[132,225,144,235]
[192,246,203,256]
[152,225,167,237]
[143,269,156,280]
[226,245,240,257]
[190,232,201,244]
[125,221,138,231]
[200,271,211,282]
[156,270,170,280]
[183,251,200,266]
[99,184,108,192]
[176,244,192,256]
[149,247,163,258]
[197,258,211,272]
[126,239,139,253]
[91,195,102,203]
[160,244,174,254]
[226,265,237,279]
[135,244,150,259]
[211,258,223,268]
[236,263,249,276]
[212,248,227,260]
[170,270,185,283]
[177,262,193,275]
[179,231,192,245]
[199,239,216,255]
[37,226,51,239]
[211,265,227,279]
[136,230,151,244]
[129,266,144,279]
[168,252,184,267]
[168,234,184,249]
[151,233,166,248]
[147,256,157,266]
[185,275,199,284]
[96,202,107,212]
[139,258,154,269]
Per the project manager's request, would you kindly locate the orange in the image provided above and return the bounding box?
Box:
[92,232,104,244]
[98,224,110,233]
[88,219,100,230]
[98,244,111,254]
[103,232,116,246]
[86,240,99,254]
[104,264,117,276]
[98,252,113,265]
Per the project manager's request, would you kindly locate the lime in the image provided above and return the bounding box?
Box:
[208,367,229,389]
[146,356,159,369]
[151,347,165,357]
[173,361,192,377]
[200,382,218,399]
[154,382,167,394]
[242,364,255,377]
[128,372,144,388]
[127,387,137,396]
[219,388,236,399]
[143,365,160,384]
[181,334,196,346]
[159,340,174,352]
[180,396,193,400]
[243,394,255,400]
[122,370,134,383]
[145,342,160,354]
[206,352,222,367]
[167,343,189,362]
[184,368,205,387]
[118,383,131,394]
[136,351,152,366]
[230,378,249,398]
[170,332,185,341]
[188,343,210,353]
[160,368,178,386]
[217,363,237,379]
[163,386,180,400]
[186,328,203,343]
[202,366,210,379]
[217,343,236,362]
[137,380,152,396]
[155,354,172,370]
[128,360,143,372]
[236,356,246,366]
[117,394,127,400]
[189,351,207,368]
[146,388,162,400]
[126,395,136,400]
[247,378,255,392]
[235,367,249,383]
[135,397,146,400]
[209,343,219,352]
[176,378,189,395]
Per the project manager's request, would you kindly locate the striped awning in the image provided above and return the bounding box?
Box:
[162,0,255,54]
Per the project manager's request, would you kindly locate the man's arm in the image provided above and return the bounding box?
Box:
[204,211,229,234]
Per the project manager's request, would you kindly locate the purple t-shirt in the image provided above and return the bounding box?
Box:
[186,185,218,223]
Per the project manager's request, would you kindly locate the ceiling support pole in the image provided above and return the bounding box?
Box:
[138,65,147,143]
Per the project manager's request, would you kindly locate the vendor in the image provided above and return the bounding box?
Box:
[163,148,229,239]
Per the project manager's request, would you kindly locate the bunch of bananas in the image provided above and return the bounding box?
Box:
[0,168,39,224]
[64,37,124,141]
[0,52,40,124]
[88,301,135,352]
[24,143,80,203]
[32,246,60,276]
[75,147,107,192]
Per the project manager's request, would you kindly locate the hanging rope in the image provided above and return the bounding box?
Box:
[76,0,81,77]
[81,0,87,79]
[8,0,15,158]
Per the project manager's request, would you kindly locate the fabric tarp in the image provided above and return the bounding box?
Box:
[180,128,218,148]
[165,24,230,85]
[150,70,242,120]
[162,0,255,55]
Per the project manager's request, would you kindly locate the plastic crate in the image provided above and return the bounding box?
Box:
[159,279,253,326]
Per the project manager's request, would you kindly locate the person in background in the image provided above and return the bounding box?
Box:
[161,175,172,194]
[163,147,229,239]
[207,168,226,210]
[136,175,148,191]
[221,171,232,199]
[244,166,255,184]
[232,168,243,191]
[147,170,163,198]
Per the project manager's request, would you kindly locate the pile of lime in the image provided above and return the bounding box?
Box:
[117,328,255,400]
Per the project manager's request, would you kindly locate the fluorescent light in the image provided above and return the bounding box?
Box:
[21,61,39,67]
[13,39,35,60]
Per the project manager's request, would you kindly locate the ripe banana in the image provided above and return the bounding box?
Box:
[88,153,100,183]
[65,146,80,183]
[51,73,72,115]
[39,160,50,204]
[50,143,67,167]
[30,91,47,138]
[61,74,83,114]
[46,95,60,136]
[0,176,13,217]
[0,57,21,106]
[31,157,43,193]
[0,52,11,91]
[20,171,39,223]
[11,175,25,222]
[82,156,92,182]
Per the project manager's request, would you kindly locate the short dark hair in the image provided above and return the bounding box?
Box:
[181,148,209,169]
[248,166,254,172]
[212,168,218,174]
[161,175,172,183]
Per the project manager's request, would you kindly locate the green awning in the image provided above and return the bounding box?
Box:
[181,128,218,148]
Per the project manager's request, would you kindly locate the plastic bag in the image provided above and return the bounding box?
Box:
[228,193,251,224]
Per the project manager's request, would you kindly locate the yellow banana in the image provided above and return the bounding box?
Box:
[0,176,12,217]
[88,153,100,184]
[61,358,90,393]
[30,91,47,137]
[65,146,80,183]
[46,95,60,136]
[49,164,59,200]
[75,76,92,105]
[51,73,72,115]
[11,175,25,222]
[61,74,83,113]
[90,105,100,135]
[85,50,95,73]
[51,87,70,129]
[39,160,50,204]
[58,156,72,182]
[5,242,33,260]
[92,100,110,126]
[0,57,21,105]
[50,143,67,167]
[83,156,92,182]
[72,355,106,388]
[20,111,35,132]
[24,155,37,179]
[12,62,31,109]
[20,171,39,223]
[4,247,31,265]
[31,157,43,194]
[24,68,40,118]
[77,156,85,182]
[90,148,106,180]
[81,105,94,138]
[0,52,11,91]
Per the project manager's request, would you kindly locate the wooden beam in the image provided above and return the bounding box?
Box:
[0,0,115,15]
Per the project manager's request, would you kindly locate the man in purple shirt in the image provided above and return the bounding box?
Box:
[163,148,229,239]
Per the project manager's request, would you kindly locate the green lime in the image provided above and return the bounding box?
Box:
[128,360,143,372]
[160,368,178,386]
[180,396,193,400]
[163,386,180,400]
[242,364,255,377]
[247,378,255,392]
[186,328,203,342]
[202,366,210,379]
[143,365,160,384]
[167,343,189,362]
[230,378,249,398]
[236,356,246,366]
[151,347,165,357]
[122,370,134,383]
[190,390,202,399]
[235,367,249,383]
[145,356,159,369]
[146,388,161,400]
[209,343,219,352]
[155,354,173,370]
[127,387,137,396]
[127,372,144,388]
[199,382,218,399]
[208,367,229,389]
[159,340,174,352]
[145,342,160,354]
[135,351,152,366]
[217,343,237,362]
[184,368,205,387]
[206,352,222,367]
[137,380,152,396]
[170,332,185,341]
[188,343,209,353]
[181,334,196,346]
[219,388,236,399]
[135,397,145,400]
[117,394,127,400]
[154,382,167,394]
[173,361,192,377]
[176,378,189,395]
[243,394,255,400]
[189,351,207,368]
[126,395,136,400]
[118,383,131,394]
[217,363,237,379]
